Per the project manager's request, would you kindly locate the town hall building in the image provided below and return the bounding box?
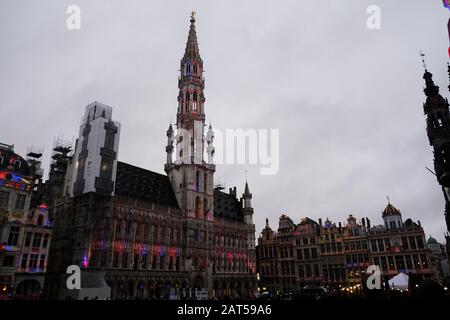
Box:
[43,14,257,300]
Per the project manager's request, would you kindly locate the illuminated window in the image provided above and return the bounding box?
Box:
[413,254,420,269]
[420,254,428,268]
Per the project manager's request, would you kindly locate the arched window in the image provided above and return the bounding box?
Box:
[204,198,208,218]
[195,171,200,192]
[195,196,201,219]
[37,215,44,226]
[194,64,197,75]
[185,63,191,76]
[154,224,159,241]
[193,92,197,101]
[185,92,190,101]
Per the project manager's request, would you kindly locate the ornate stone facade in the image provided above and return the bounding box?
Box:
[44,14,257,300]
[256,202,438,294]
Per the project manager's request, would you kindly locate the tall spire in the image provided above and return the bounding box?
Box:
[183,12,201,61]
[244,181,250,195]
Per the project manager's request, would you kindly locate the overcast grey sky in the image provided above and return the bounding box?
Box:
[1,1,449,242]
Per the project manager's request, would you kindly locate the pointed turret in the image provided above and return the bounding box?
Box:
[242,180,253,225]
[206,124,215,164]
[165,123,174,165]
[244,181,250,195]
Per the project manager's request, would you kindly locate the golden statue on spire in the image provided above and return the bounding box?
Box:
[191,11,196,20]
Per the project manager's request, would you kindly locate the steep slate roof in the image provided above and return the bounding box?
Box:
[214,189,243,222]
[115,161,179,208]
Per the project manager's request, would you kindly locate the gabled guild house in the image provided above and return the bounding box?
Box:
[0,142,52,299]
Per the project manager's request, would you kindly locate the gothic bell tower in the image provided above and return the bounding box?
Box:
[165,12,215,220]
[164,13,216,294]
[422,64,450,234]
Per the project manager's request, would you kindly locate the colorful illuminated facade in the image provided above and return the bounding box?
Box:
[0,142,52,299]
[256,202,438,295]
[44,14,256,300]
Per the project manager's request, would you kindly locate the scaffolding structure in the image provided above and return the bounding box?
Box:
[46,137,73,220]
[26,145,44,180]
[50,137,73,178]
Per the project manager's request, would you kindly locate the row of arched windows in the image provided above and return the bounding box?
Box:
[184,91,199,101]
[184,63,199,76]
[113,220,182,243]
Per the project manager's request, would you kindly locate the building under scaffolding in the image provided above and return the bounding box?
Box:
[46,138,72,220]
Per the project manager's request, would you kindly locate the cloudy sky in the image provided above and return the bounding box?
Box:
[1,1,449,242]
